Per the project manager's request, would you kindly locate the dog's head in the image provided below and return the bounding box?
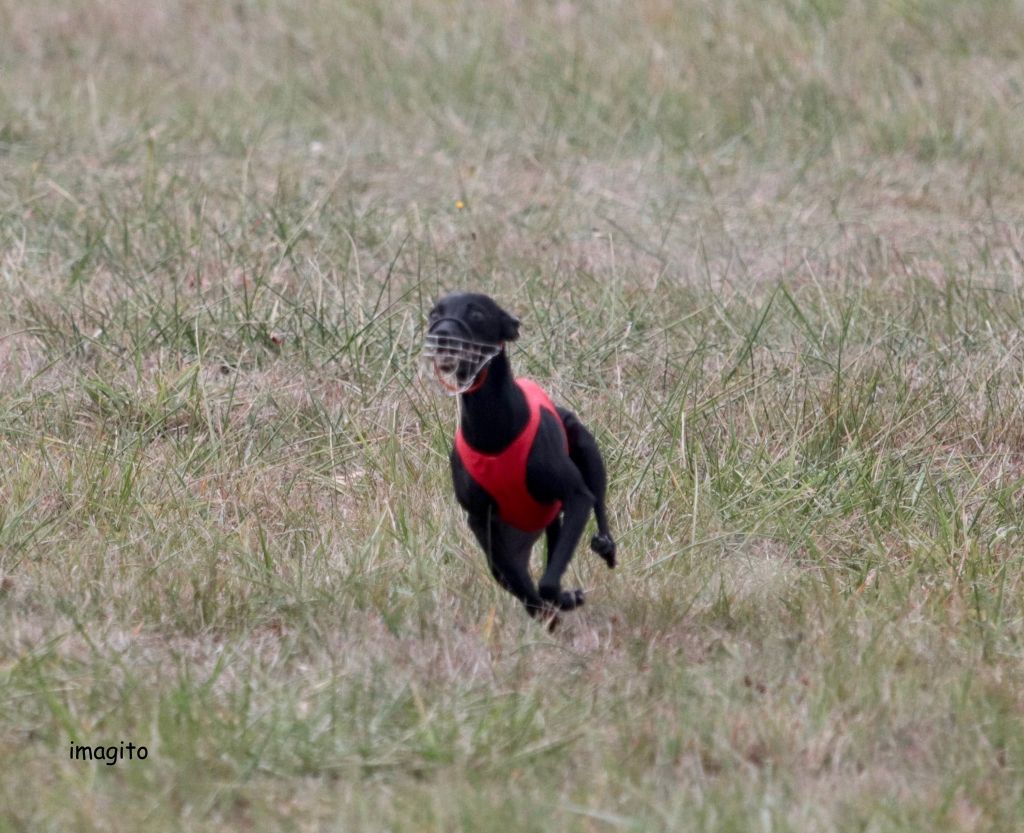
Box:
[427,292,520,344]
[423,292,520,394]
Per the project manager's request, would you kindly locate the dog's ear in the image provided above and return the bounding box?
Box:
[500,311,521,342]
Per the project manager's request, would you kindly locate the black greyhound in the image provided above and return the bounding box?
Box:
[424,292,616,622]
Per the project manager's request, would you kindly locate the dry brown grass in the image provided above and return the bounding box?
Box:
[3,0,1024,831]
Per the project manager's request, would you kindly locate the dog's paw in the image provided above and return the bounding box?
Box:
[590,534,617,568]
[538,579,560,605]
[539,581,585,612]
[557,588,585,611]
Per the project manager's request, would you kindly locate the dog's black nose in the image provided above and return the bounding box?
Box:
[428,319,455,337]
[428,317,470,339]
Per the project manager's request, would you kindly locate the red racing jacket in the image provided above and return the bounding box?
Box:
[454,379,568,533]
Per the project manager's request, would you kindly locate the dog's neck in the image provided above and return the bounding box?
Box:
[458,350,528,453]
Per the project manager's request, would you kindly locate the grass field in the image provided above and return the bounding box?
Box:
[3,1,1024,830]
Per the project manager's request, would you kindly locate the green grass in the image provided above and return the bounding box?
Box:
[3,0,1024,830]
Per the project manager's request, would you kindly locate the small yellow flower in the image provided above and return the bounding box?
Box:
[455,199,465,210]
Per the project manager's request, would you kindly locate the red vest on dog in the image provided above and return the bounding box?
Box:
[455,379,567,533]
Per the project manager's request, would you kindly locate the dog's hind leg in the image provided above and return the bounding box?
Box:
[558,407,617,568]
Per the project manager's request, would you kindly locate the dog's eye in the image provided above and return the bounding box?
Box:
[469,309,484,322]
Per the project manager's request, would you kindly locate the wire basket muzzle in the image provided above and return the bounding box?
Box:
[421,333,502,395]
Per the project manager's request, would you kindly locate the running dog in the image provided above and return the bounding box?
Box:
[423,292,616,623]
